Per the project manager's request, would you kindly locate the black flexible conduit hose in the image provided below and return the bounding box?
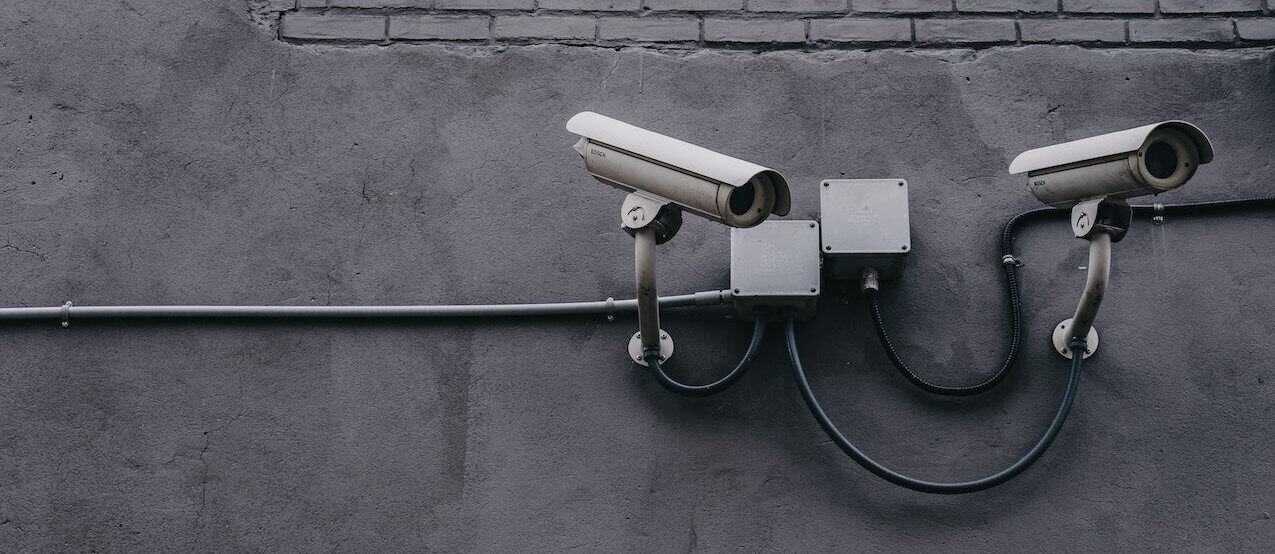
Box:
[787,319,1086,494]
[867,196,1275,396]
[863,206,1062,396]
[641,317,766,397]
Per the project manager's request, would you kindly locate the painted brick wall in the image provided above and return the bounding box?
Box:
[259,0,1275,47]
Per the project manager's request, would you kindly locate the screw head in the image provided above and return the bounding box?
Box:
[809,222,816,228]
[897,181,904,187]
[810,288,817,293]
[824,245,832,251]
[901,245,908,251]
[733,288,740,294]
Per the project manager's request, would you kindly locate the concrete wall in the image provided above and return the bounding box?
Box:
[1,0,1274,550]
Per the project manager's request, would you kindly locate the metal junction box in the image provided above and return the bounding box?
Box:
[730,220,821,321]
[820,179,911,280]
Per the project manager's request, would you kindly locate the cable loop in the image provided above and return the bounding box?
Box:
[641,317,765,398]
[786,319,1085,494]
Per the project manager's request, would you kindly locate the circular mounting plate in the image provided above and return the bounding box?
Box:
[629,329,674,367]
[1052,318,1099,360]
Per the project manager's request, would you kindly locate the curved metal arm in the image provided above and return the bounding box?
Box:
[1069,232,1112,341]
[634,227,661,351]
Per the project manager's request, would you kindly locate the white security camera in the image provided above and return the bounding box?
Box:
[567,111,790,228]
[566,111,792,368]
[1009,121,1213,208]
[1010,120,1215,360]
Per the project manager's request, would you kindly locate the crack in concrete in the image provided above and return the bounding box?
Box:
[0,244,46,260]
[189,431,211,549]
[0,518,28,535]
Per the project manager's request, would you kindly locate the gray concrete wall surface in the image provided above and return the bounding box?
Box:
[2,0,1275,551]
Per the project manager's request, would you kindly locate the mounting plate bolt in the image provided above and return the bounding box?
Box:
[1052,318,1099,360]
[629,329,674,367]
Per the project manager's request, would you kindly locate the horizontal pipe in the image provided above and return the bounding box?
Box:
[0,290,733,322]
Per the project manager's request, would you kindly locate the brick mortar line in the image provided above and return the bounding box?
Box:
[285,8,1275,20]
[275,35,1275,49]
[282,8,1275,18]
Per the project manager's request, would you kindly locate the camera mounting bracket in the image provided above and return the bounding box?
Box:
[620,192,681,366]
[1053,196,1130,359]
[620,192,683,244]
[1071,197,1132,242]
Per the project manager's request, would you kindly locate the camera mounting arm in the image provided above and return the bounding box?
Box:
[621,193,682,366]
[1052,197,1132,359]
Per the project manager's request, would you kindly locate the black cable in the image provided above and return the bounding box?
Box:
[861,206,1062,396]
[641,317,766,398]
[787,319,1085,494]
[867,196,1275,396]
[1130,196,1275,217]
[865,288,1015,396]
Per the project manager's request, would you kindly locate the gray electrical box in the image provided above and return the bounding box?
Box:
[820,178,911,280]
[730,220,821,321]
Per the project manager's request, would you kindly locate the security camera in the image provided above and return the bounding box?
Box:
[567,111,791,228]
[1009,121,1213,208]
[566,111,792,369]
[1010,120,1215,360]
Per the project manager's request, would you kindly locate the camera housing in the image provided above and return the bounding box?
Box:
[567,111,791,227]
[1009,121,1213,208]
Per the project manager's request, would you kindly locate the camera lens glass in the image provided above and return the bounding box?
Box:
[1145,141,1178,179]
[729,181,756,216]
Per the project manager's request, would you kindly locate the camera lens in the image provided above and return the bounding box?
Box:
[729,181,756,216]
[1145,141,1178,180]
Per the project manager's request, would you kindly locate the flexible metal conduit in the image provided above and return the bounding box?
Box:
[865,196,1275,396]
[642,317,766,397]
[0,290,733,322]
[788,319,1087,494]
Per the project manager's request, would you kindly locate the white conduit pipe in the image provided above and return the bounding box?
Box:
[0,290,733,323]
